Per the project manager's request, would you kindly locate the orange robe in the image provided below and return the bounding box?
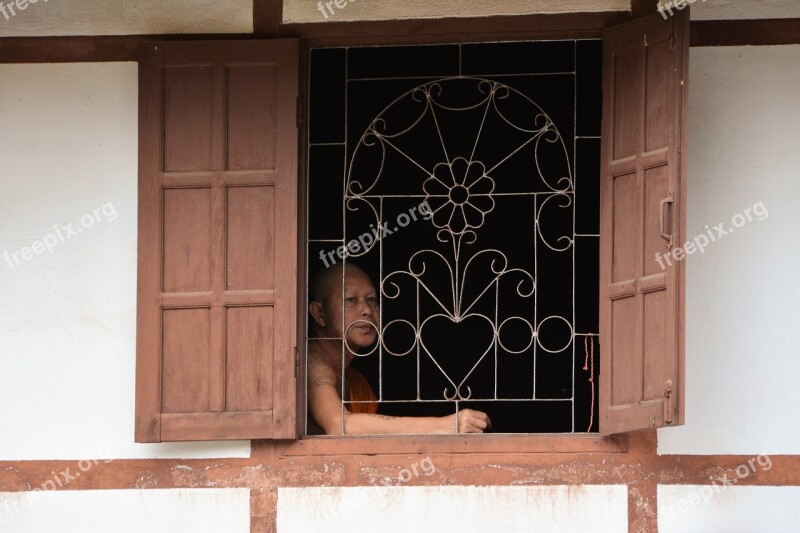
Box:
[345,367,378,414]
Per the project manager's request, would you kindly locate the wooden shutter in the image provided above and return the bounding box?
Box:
[599,12,688,434]
[135,40,299,442]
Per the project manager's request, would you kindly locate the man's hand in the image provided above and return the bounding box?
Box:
[307,346,494,434]
[440,408,492,433]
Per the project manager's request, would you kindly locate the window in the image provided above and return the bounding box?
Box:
[306,41,602,434]
[134,11,688,443]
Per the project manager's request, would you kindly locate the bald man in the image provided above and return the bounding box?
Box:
[307,263,492,434]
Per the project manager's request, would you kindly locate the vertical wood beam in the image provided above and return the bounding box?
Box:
[254,0,283,37]
[631,0,659,17]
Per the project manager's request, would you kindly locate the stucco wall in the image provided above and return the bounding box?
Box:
[283,0,629,23]
[0,62,249,460]
[2,0,800,38]
[657,44,800,456]
[691,0,800,20]
[0,0,252,37]
[658,485,800,532]
[278,486,629,532]
[0,488,250,532]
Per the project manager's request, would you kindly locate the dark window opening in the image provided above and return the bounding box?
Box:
[307,41,601,434]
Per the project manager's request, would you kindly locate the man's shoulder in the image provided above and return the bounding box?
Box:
[307,343,328,364]
[307,345,334,376]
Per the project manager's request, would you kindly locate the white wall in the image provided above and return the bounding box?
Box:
[0,63,249,460]
[657,46,800,455]
[278,485,628,533]
[0,0,252,37]
[284,0,800,23]
[2,0,800,39]
[282,0,629,23]
[691,0,800,20]
[658,485,800,532]
[0,488,250,532]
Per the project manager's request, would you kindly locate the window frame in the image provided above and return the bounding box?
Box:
[293,10,687,450]
[299,39,604,441]
[134,10,687,450]
[281,433,627,457]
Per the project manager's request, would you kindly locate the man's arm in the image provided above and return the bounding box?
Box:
[307,355,491,435]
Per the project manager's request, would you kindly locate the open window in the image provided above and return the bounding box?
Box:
[306,41,603,435]
[135,10,687,442]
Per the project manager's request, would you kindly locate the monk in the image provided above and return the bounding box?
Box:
[307,263,492,434]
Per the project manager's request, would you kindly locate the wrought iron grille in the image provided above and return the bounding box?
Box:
[307,43,600,433]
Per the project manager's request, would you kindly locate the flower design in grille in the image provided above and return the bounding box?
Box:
[346,77,574,401]
[424,158,495,236]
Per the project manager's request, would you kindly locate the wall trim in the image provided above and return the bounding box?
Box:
[2,18,799,64]
[691,18,800,47]
[279,11,629,45]
[0,11,624,63]
[1,432,799,532]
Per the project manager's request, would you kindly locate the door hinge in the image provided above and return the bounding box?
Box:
[663,379,674,424]
[296,97,301,128]
[294,346,299,379]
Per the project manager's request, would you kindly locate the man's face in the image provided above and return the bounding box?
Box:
[322,268,380,352]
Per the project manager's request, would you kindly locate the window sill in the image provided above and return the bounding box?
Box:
[279,433,626,457]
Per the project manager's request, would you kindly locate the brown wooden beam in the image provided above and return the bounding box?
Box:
[0,35,145,63]
[691,18,800,46]
[0,11,627,63]
[0,34,247,63]
[277,11,631,46]
[253,0,282,37]
[631,0,659,18]
[3,17,800,64]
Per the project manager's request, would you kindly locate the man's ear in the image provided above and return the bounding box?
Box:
[309,301,326,328]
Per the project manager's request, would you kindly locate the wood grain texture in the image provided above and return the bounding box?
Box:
[254,0,283,37]
[2,18,798,65]
[135,40,299,442]
[599,11,688,435]
[135,45,165,443]
[691,18,800,47]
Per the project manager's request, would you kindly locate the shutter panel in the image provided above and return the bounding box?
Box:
[599,12,688,434]
[136,41,299,442]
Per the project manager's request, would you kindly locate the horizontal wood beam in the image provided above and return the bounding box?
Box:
[2,18,799,63]
[0,34,245,63]
[691,18,800,46]
[277,11,630,46]
[0,11,626,63]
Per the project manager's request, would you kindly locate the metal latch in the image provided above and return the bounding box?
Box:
[663,379,674,424]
